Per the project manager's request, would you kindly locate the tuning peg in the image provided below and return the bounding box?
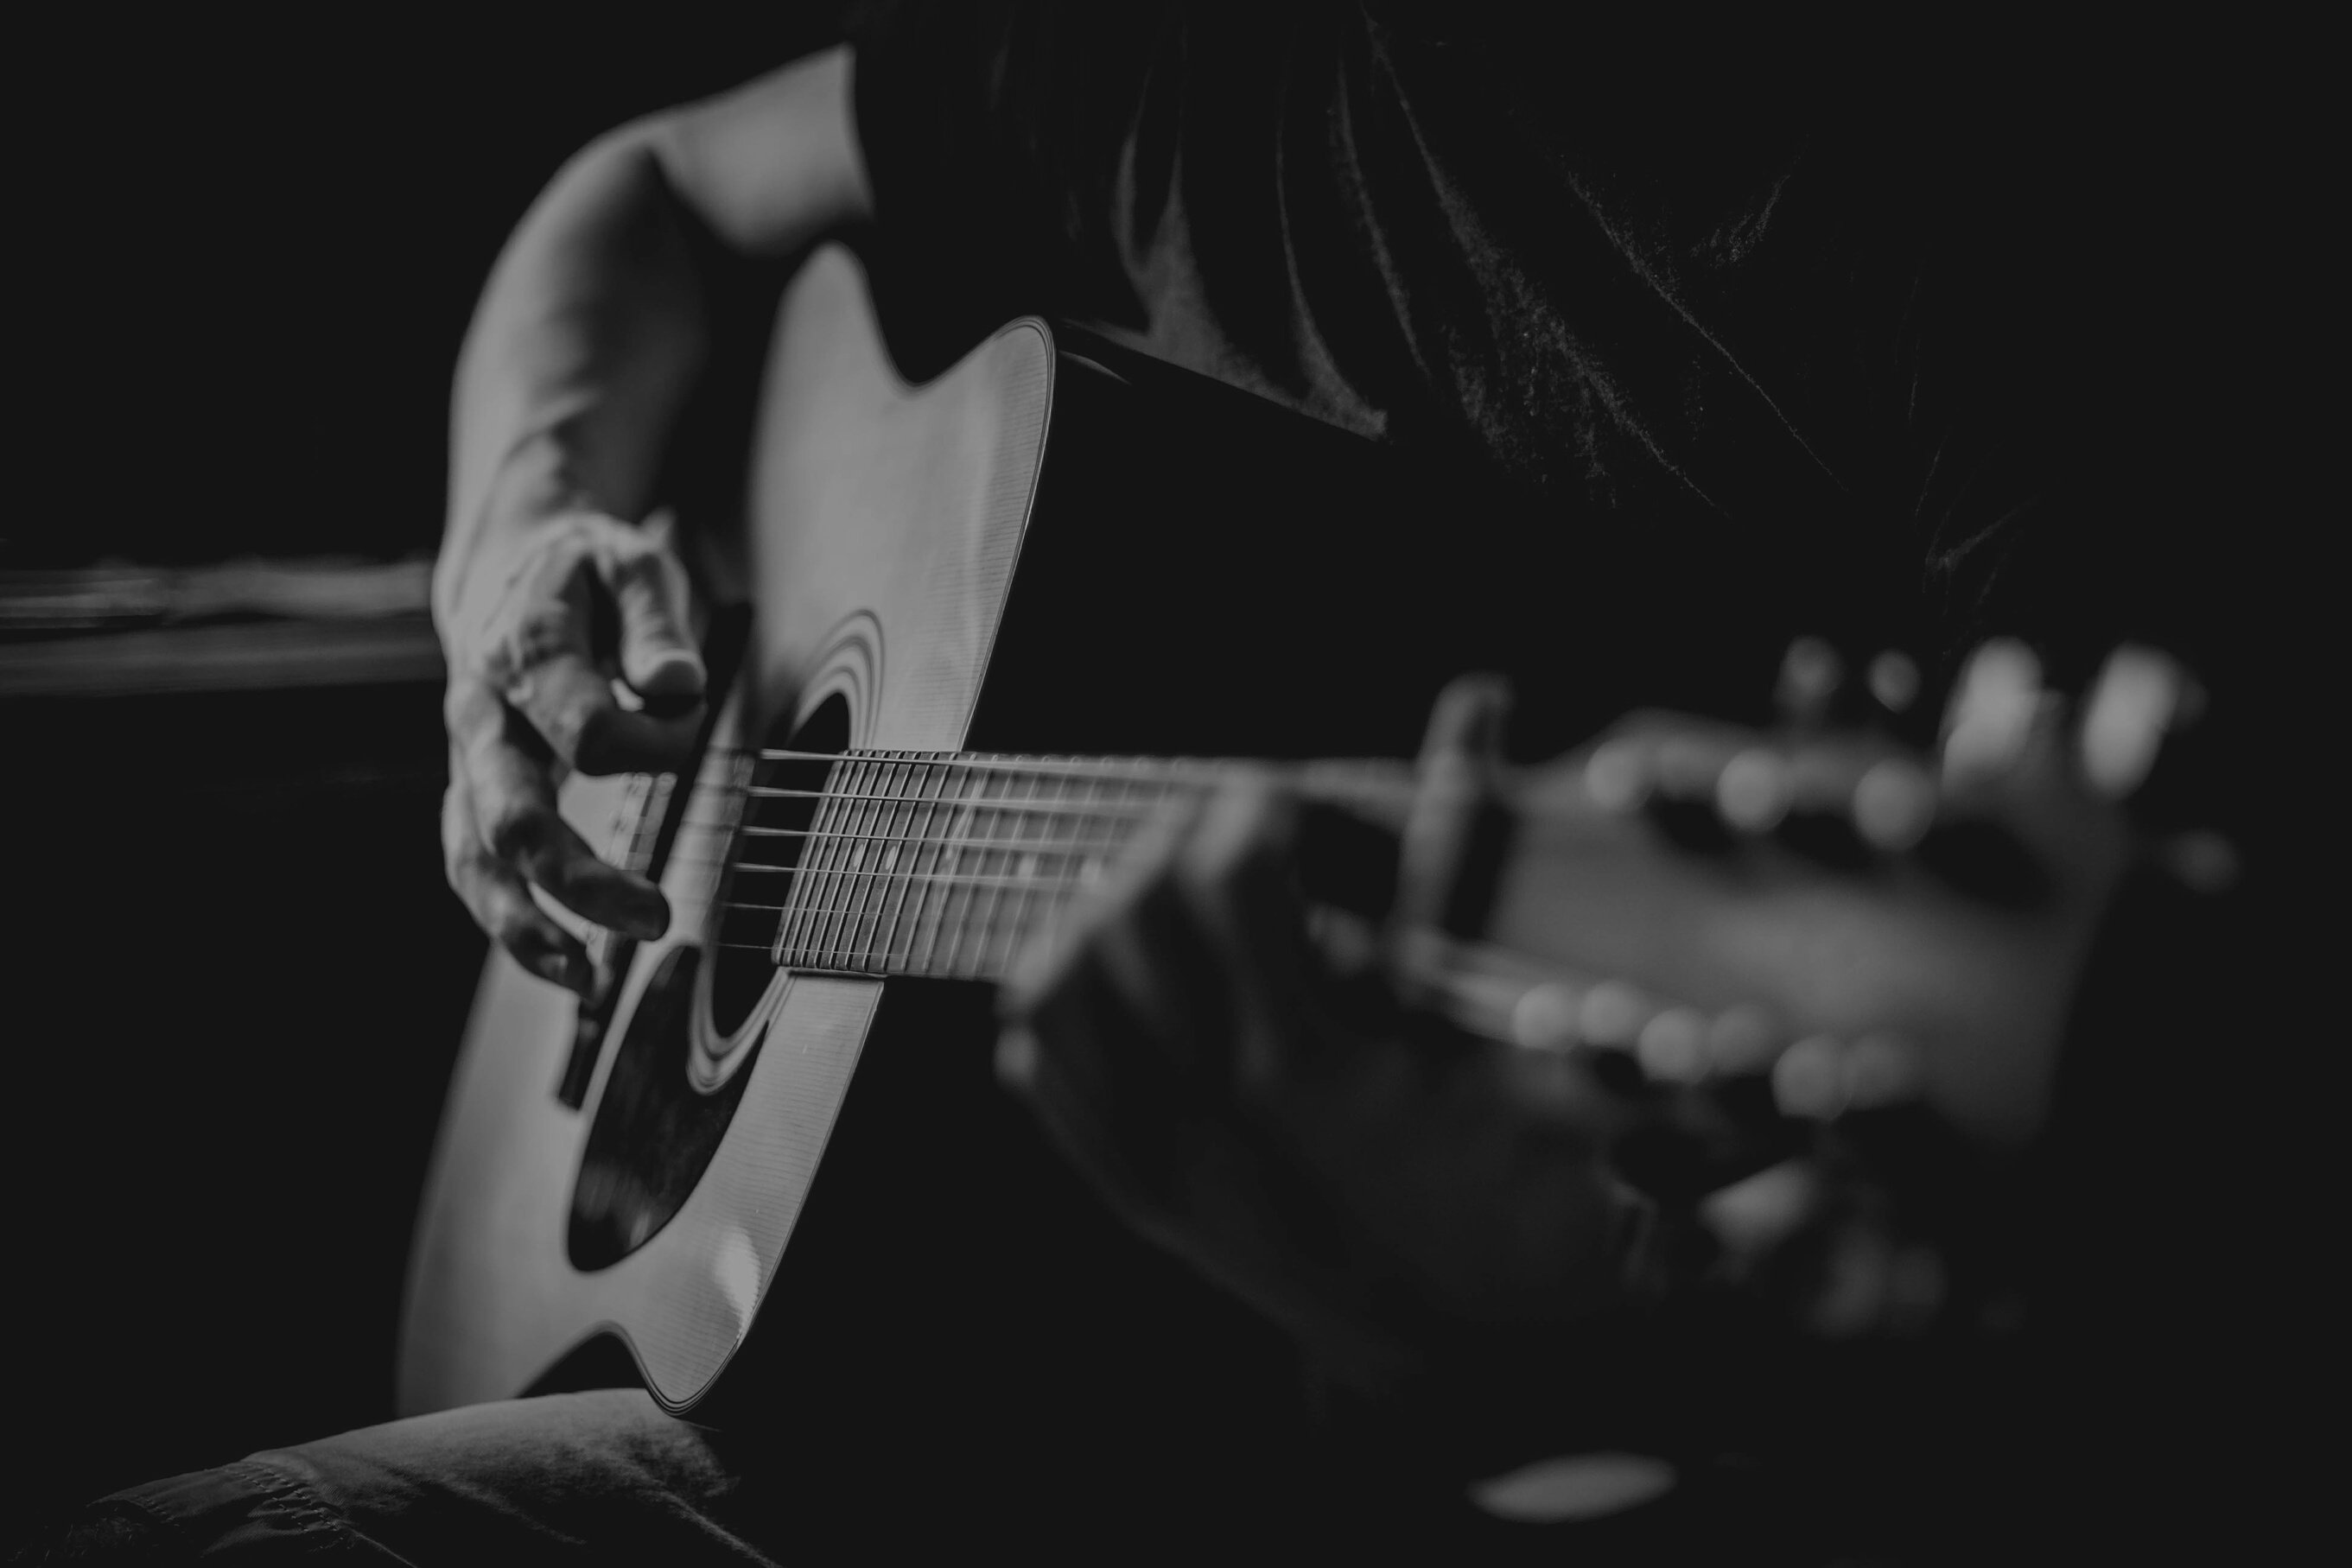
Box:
[1704,1003,1786,1076]
[1715,747,1794,833]
[1583,733,1654,813]
[1776,635,1847,727]
[1634,1006,1713,1085]
[2078,644,2200,801]
[1939,638,2049,790]
[1770,1032,1928,1121]
[1851,756,1936,852]
[1867,649,1923,717]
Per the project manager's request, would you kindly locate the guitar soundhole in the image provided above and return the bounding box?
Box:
[569,944,755,1270]
[565,696,849,1273]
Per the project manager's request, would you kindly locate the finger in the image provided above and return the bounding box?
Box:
[442,771,592,993]
[1090,873,1239,1078]
[998,939,1206,1228]
[506,646,702,778]
[1696,1159,1823,1277]
[1004,790,1203,1019]
[1172,776,1325,1105]
[451,682,670,938]
[1398,674,1514,938]
[477,526,699,775]
[594,511,708,714]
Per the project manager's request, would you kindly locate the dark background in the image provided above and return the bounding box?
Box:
[0,9,2325,1552]
[4,9,849,1545]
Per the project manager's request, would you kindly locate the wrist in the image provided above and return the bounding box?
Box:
[435,454,613,635]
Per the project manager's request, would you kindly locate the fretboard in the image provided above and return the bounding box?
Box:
[718,747,1406,982]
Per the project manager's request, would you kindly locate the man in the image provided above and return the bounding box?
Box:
[32,6,2258,1560]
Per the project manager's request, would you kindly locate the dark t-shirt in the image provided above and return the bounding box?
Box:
[849,3,2243,727]
[839,10,2292,1553]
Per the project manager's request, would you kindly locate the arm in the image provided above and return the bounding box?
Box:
[437,46,871,988]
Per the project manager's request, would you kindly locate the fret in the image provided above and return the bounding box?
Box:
[829,752,887,969]
[935,762,990,978]
[998,758,1066,974]
[766,759,810,966]
[877,757,949,973]
[738,748,1412,981]
[898,759,947,976]
[815,756,879,968]
[772,759,815,967]
[855,753,920,971]
[943,761,1008,978]
[918,761,982,977]
[790,761,855,968]
[982,759,1053,979]
[993,762,1054,977]
[709,754,766,955]
[1054,756,1131,950]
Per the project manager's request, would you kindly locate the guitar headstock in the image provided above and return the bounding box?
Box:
[1442,639,2228,1155]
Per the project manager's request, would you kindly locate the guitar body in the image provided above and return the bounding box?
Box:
[398,244,1493,1425]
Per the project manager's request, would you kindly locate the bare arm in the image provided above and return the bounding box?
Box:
[438,46,872,989]
[438,47,871,613]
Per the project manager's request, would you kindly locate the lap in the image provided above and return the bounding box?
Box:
[39,1382,1357,1562]
[66,1391,772,1565]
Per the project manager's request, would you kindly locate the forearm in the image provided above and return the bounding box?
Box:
[436,128,705,626]
[435,47,869,628]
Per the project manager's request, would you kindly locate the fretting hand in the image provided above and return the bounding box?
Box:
[995,638,2223,1378]
[995,680,1653,1381]
[438,511,707,993]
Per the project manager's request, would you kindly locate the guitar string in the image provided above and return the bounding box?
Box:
[696,789,1188,817]
[601,771,1679,1017]
[718,746,1265,781]
[594,748,1411,975]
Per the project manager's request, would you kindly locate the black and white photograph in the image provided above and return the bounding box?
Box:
[5,6,2313,1561]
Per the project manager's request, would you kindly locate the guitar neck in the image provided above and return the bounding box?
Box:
[715,746,1414,983]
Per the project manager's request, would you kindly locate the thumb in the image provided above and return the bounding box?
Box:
[597,511,706,711]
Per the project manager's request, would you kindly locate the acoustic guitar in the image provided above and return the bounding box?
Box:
[397,242,2128,1435]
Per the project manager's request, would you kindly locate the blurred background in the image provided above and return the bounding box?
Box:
[2,9,848,1541]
